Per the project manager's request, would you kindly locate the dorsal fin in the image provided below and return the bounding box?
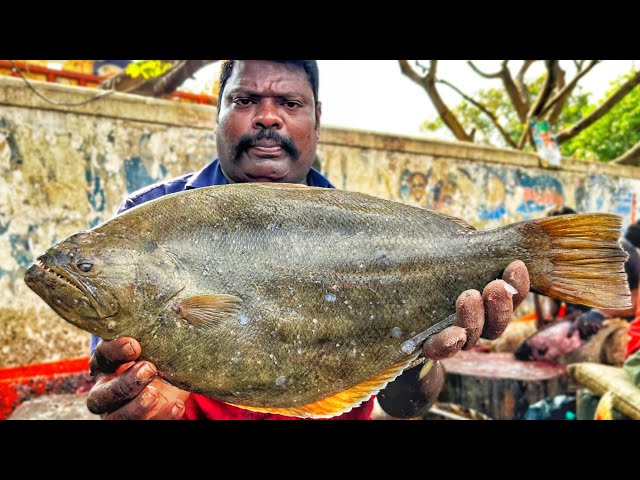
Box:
[229,351,420,418]
[438,212,476,230]
[172,294,242,328]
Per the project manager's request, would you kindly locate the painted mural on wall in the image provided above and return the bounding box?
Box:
[317,145,640,231]
[0,106,217,368]
[3,86,640,368]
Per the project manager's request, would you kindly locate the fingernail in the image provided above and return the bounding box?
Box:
[504,283,518,295]
[123,342,135,357]
[140,386,157,407]
[172,401,184,417]
[136,364,155,382]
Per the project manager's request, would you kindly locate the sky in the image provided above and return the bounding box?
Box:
[184,60,639,140]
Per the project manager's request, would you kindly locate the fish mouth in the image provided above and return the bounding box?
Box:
[29,258,113,319]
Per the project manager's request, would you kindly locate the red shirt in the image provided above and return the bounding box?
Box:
[182,394,375,420]
[626,318,640,359]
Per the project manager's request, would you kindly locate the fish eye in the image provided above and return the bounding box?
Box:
[77,261,93,273]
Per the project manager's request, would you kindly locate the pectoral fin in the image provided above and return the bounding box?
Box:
[230,351,420,419]
[172,294,242,328]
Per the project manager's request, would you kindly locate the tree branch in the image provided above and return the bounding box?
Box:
[541,60,599,120]
[556,69,640,143]
[517,60,559,149]
[399,60,472,141]
[99,60,217,98]
[438,79,517,148]
[515,60,536,106]
[467,61,502,78]
[612,139,640,166]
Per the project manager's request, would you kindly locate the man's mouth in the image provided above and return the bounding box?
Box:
[249,145,284,157]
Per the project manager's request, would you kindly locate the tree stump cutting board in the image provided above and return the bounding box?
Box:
[439,350,572,420]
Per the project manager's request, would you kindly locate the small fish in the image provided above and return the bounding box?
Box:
[24,183,631,418]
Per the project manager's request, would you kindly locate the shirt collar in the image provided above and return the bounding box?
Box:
[185,158,334,189]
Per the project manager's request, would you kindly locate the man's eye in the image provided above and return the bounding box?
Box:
[284,101,300,108]
[234,98,253,106]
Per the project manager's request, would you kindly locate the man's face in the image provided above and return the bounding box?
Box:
[216,61,321,184]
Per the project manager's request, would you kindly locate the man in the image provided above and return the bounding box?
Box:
[86,60,530,420]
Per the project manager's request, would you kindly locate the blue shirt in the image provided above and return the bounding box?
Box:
[90,158,333,351]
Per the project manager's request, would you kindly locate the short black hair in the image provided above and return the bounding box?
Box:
[546,205,577,217]
[626,220,640,249]
[217,60,319,109]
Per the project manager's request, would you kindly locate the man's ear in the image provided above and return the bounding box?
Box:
[315,101,322,137]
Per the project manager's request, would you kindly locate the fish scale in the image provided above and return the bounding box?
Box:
[25,183,630,417]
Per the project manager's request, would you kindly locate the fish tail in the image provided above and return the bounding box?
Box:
[519,213,630,310]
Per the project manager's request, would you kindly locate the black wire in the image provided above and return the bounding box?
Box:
[7,60,115,107]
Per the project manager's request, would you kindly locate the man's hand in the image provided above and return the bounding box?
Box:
[375,260,530,419]
[87,337,189,420]
[566,309,605,340]
[422,260,530,359]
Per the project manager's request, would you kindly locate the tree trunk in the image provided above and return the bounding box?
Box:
[99,60,217,98]
[439,350,571,420]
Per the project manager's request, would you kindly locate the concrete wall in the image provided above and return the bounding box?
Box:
[3,76,640,368]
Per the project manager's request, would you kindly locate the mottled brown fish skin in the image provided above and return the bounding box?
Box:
[24,183,629,410]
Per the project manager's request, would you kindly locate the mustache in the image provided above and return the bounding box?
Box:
[231,130,299,161]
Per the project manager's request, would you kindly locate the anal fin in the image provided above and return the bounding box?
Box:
[229,352,420,419]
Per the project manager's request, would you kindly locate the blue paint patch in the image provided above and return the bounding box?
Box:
[0,116,24,167]
[0,218,11,235]
[614,189,633,217]
[479,205,507,221]
[10,232,34,270]
[124,156,156,193]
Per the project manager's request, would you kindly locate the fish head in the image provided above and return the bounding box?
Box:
[24,230,144,339]
[514,320,582,362]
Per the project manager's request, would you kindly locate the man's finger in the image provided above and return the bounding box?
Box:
[481,279,514,340]
[423,326,467,359]
[148,399,186,420]
[87,361,157,415]
[90,338,141,376]
[455,289,484,349]
[100,385,160,420]
[502,260,530,308]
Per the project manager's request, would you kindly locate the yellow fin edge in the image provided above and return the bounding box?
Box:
[229,352,420,419]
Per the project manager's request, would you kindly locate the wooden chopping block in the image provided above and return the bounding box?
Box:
[439,350,571,420]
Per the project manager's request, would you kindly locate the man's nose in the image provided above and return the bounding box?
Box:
[253,101,282,129]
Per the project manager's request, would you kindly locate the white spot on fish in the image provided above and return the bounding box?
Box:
[401,340,416,354]
[239,315,249,326]
[269,353,278,365]
[324,293,337,302]
[275,376,287,387]
[391,327,403,338]
[107,321,116,331]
